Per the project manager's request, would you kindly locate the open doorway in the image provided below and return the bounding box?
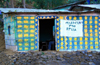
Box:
[39,19,55,51]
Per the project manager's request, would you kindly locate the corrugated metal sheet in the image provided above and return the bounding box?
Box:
[78,4,100,9]
[0,8,96,13]
[0,8,73,13]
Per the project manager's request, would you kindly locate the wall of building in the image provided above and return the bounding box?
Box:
[16,16,38,51]
[56,15,100,51]
[3,14,17,51]
[4,13,100,52]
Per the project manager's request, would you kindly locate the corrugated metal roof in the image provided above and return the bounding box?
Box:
[0,8,74,13]
[78,4,100,9]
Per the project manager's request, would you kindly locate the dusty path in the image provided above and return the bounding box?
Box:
[0,50,100,65]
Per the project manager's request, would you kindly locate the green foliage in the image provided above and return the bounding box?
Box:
[28,0,65,9]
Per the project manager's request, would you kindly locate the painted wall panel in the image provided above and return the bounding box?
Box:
[4,14,16,46]
[16,16,38,51]
[56,16,100,51]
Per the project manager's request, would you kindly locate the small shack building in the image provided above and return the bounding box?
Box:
[0,8,100,52]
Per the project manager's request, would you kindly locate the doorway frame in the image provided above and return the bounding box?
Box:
[38,16,57,51]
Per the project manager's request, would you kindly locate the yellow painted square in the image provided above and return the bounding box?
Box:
[74,17,77,20]
[17,21,22,23]
[30,25,34,28]
[80,46,83,49]
[95,25,97,28]
[31,47,34,50]
[17,30,22,32]
[61,46,63,49]
[17,17,22,19]
[80,42,83,45]
[18,25,22,28]
[69,42,72,45]
[99,32,100,34]
[25,43,29,46]
[30,21,34,23]
[30,17,34,19]
[69,38,72,41]
[85,42,88,45]
[69,46,72,49]
[18,39,22,42]
[58,45,59,47]
[90,38,93,41]
[61,38,63,41]
[24,25,28,28]
[84,25,87,28]
[19,47,22,50]
[31,43,34,46]
[95,17,98,19]
[24,39,28,42]
[57,40,59,43]
[95,42,98,44]
[90,16,92,20]
[19,43,22,46]
[85,33,88,36]
[75,46,77,49]
[85,21,87,24]
[69,16,72,19]
[99,28,100,30]
[90,29,92,32]
[61,42,63,45]
[79,17,82,20]
[24,17,28,19]
[95,46,98,49]
[90,25,92,28]
[95,29,97,32]
[80,37,82,41]
[84,29,87,32]
[90,46,93,49]
[95,21,97,24]
[90,42,93,45]
[30,30,35,33]
[74,38,77,41]
[60,16,63,19]
[25,47,28,50]
[95,33,98,36]
[24,34,28,37]
[85,46,88,49]
[85,16,87,19]
[99,23,100,25]
[90,33,93,36]
[24,30,28,33]
[99,19,100,21]
[89,21,92,24]
[85,38,88,41]
[30,34,34,37]
[31,39,34,41]
[18,34,22,37]
[74,42,77,45]
[24,21,28,23]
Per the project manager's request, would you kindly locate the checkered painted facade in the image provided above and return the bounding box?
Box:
[56,16,100,51]
[14,15,100,51]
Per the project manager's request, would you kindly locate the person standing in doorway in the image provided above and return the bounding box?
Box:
[48,26,55,50]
